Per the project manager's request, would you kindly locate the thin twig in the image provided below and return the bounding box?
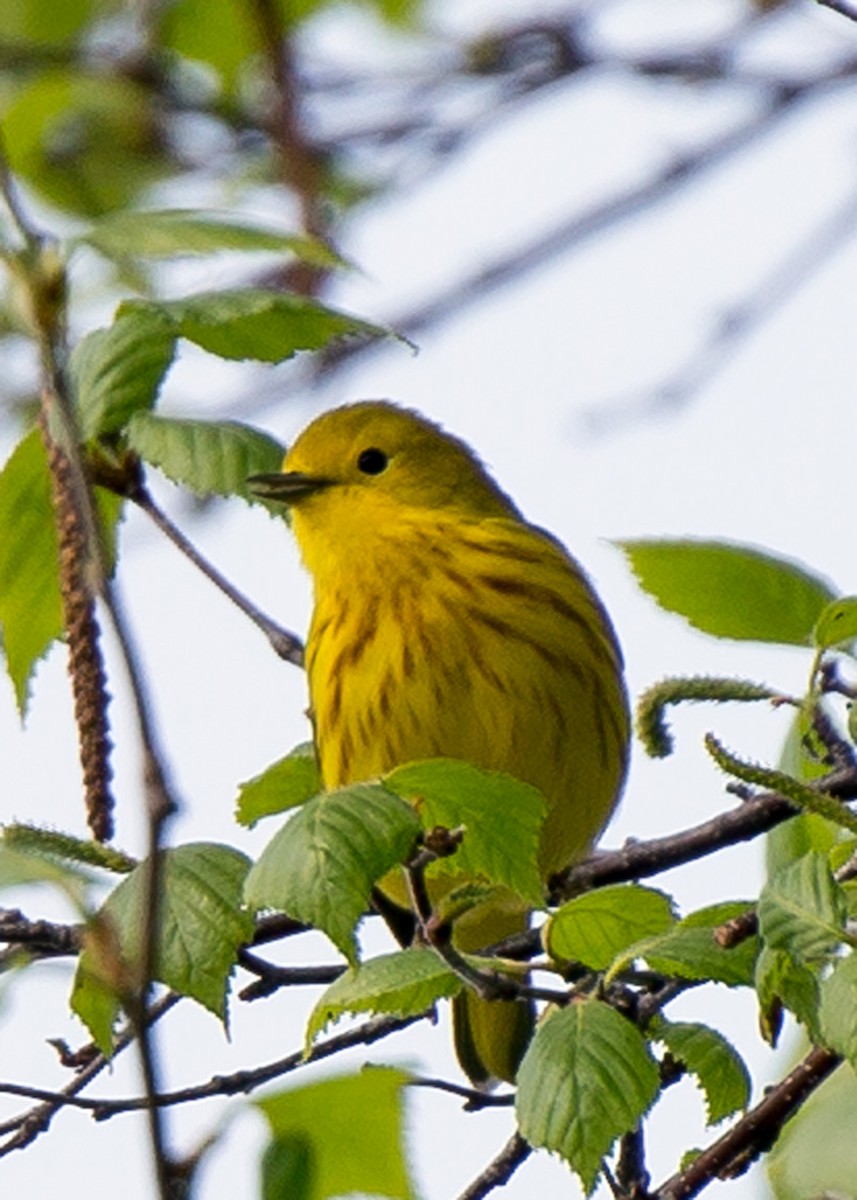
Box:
[552,763,857,900]
[0,992,181,1152]
[456,1133,532,1200]
[132,484,304,666]
[408,1075,515,1109]
[818,0,857,21]
[0,1011,428,1122]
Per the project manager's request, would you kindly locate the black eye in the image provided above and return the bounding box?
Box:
[357,447,388,475]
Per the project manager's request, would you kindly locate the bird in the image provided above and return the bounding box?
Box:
[249,400,629,1084]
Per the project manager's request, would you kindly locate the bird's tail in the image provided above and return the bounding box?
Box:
[451,898,532,1086]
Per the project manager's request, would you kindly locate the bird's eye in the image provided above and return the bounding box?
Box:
[357,447,389,475]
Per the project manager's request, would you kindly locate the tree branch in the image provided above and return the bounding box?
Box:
[456,1133,532,1200]
[655,1046,841,1198]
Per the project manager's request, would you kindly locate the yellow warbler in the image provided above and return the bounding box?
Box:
[251,401,629,1082]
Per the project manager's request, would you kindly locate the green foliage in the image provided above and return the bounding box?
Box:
[2,72,168,216]
[73,209,342,267]
[244,784,421,963]
[755,946,820,1044]
[641,902,759,987]
[0,430,64,711]
[126,412,284,504]
[306,946,461,1048]
[516,999,660,1193]
[236,743,321,827]
[818,954,857,1067]
[0,842,95,909]
[71,310,177,439]
[813,596,857,650]
[385,759,547,906]
[618,538,836,645]
[256,1068,415,1200]
[119,289,386,363]
[545,884,676,970]
[653,1020,750,1124]
[72,843,253,1052]
[0,429,123,711]
[758,853,848,965]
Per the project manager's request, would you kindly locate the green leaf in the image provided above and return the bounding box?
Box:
[655,1020,750,1124]
[0,430,64,711]
[158,0,263,92]
[819,953,857,1066]
[244,784,421,964]
[71,310,177,439]
[755,946,820,1044]
[545,884,676,970]
[306,946,460,1049]
[617,539,836,646]
[3,72,167,217]
[0,0,95,46]
[758,853,847,965]
[126,412,284,503]
[236,744,321,827]
[72,843,252,1050]
[516,999,660,1193]
[642,902,759,986]
[74,209,342,266]
[120,289,385,363]
[0,843,95,910]
[814,596,857,650]
[0,430,124,711]
[261,1135,314,1200]
[257,1068,414,1200]
[385,759,546,907]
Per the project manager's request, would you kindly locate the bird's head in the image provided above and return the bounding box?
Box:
[249,401,519,524]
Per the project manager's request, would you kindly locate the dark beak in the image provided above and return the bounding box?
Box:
[247,471,331,502]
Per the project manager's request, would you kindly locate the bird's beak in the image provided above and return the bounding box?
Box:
[247,471,332,502]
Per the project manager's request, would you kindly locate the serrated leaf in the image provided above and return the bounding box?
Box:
[71,309,176,439]
[244,784,421,964]
[758,853,847,965]
[72,843,252,1050]
[0,430,63,710]
[306,946,460,1049]
[257,1068,414,1200]
[75,209,343,267]
[655,1020,750,1124]
[546,884,676,970]
[236,743,321,827]
[516,999,659,1193]
[755,945,820,1043]
[642,902,758,986]
[385,759,546,907]
[126,411,284,503]
[819,953,857,1066]
[0,842,94,909]
[120,289,385,363]
[0,431,123,712]
[617,539,835,646]
[814,597,857,650]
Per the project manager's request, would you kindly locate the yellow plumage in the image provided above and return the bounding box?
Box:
[254,401,629,1082]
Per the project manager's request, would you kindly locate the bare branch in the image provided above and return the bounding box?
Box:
[456,1133,532,1200]
[655,1046,841,1198]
